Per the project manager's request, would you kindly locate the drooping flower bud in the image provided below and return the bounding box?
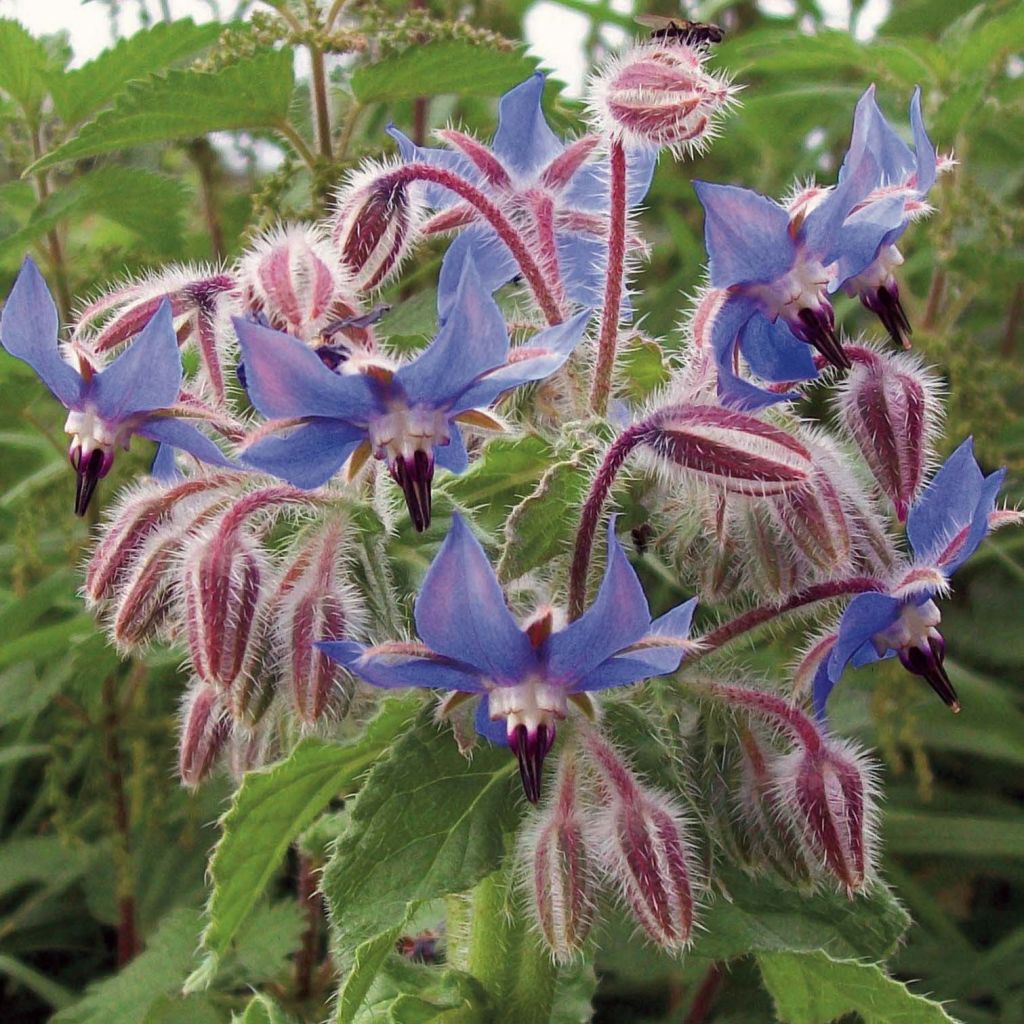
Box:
[774,737,879,894]
[641,403,813,497]
[271,523,361,725]
[178,683,230,787]
[738,502,803,598]
[587,42,737,157]
[521,754,595,962]
[237,224,361,343]
[331,161,424,293]
[837,347,940,520]
[583,732,697,950]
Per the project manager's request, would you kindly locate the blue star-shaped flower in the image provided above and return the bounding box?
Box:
[0,258,234,514]
[319,514,697,802]
[236,258,590,531]
[389,73,656,318]
[813,438,1008,718]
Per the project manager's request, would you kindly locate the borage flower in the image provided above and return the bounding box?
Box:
[0,258,234,515]
[236,259,590,531]
[814,438,1020,717]
[389,73,655,317]
[320,515,697,802]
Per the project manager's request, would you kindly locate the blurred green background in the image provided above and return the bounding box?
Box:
[1,1,1022,1021]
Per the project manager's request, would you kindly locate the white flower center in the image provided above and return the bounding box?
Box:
[368,404,450,463]
[872,599,941,657]
[64,408,128,460]
[842,244,904,296]
[487,678,567,738]
[753,255,831,318]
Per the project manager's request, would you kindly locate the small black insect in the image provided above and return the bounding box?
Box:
[635,14,725,47]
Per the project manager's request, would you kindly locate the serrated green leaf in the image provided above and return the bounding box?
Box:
[0,167,189,259]
[758,950,961,1024]
[323,709,524,950]
[30,49,295,173]
[352,41,540,104]
[49,19,224,127]
[497,446,593,581]
[335,924,408,1023]
[349,957,485,1024]
[188,696,420,988]
[0,18,52,116]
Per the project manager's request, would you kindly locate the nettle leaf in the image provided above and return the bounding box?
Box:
[49,19,224,127]
[758,950,961,1024]
[0,167,189,259]
[497,442,595,582]
[186,696,420,990]
[29,49,295,173]
[323,709,524,950]
[352,40,540,104]
[0,18,52,116]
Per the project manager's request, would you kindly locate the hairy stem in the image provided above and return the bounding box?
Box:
[294,852,322,999]
[384,163,564,325]
[568,422,654,619]
[276,120,319,171]
[589,138,628,415]
[186,138,226,261]
[700,681,825,753]
[309,44,333,162]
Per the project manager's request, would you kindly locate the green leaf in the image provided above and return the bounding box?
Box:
[0,615,94,671]
[323,709,524,950]
[497,445,594,581]
[349,957,485,1024]
[187,696,420,989]
[0,18,52,116]
[335,925,408,1024]
[52,908,203,1024]
[29,49,295,173]
[757,950,961,1024]
[49,19,224,127]
[234,993,294,1024]
[0,167,189,259]
[883,808,1024,860]
[0,953,74,1010]
[619,336,671,402]
[352,41,540,104]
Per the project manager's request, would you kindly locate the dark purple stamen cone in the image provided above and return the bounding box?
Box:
[795,306,851,370]
[73,448,109,516]
[510,722,555,803]
[862,284,912,349]
[899,634,960,712]
[390,449,434,532]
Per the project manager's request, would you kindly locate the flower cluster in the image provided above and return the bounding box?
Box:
[2,21,1018,969]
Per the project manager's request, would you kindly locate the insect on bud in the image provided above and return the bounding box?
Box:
[583,732,697,951]
[641,403,813,496]
[522,756,595,962]
[837,348,940,521]
[587,42,737,157]
[178,683,230,787]
[331,163,423,293]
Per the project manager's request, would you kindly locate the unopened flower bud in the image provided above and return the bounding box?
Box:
[642,403,813,496]
[331,162,423,292]
[739,503,802,598]
[587,42,736,156]
[178,683,230,787]
[522,756,595,962]
[775,738,879,894]
[237,224,360,342]
[583,733,697,950]
[837,348,939,520]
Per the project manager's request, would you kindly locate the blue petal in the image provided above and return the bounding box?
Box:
[437,229,518,322]
[318,639,485,692]
[136,416,236,470]
[491,73,563,177]
[839,85,914,188]
[547,518,651,684]
[386,124,478,208]
[556,234,633,317]
[474,694,510,745]
[150,444,183,481]
[652,596,699,638]
[910,86,937,195]
[434,423,468,474]
[740,314,818,383]
[233,317,379,422]
[830,194,907,289]
[802,150,881,261]
[0,257,83,408]
[827,592,902,681]
[812,659,834,722]
[452,309,591,412]
[414,514,534,683]
[564,145,657,212]
[92,300,181,421]
[240,419,366,488]
[693,181,795,288]
[397,260,510,407]
[906,437,1005,573]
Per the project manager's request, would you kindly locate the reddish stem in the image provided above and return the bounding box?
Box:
[684,962,724,1024]
[706,682,824,753]
[383,163,564,324]
[568,422,654,620]
[590,139,628,415]
[294,853,322,999]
